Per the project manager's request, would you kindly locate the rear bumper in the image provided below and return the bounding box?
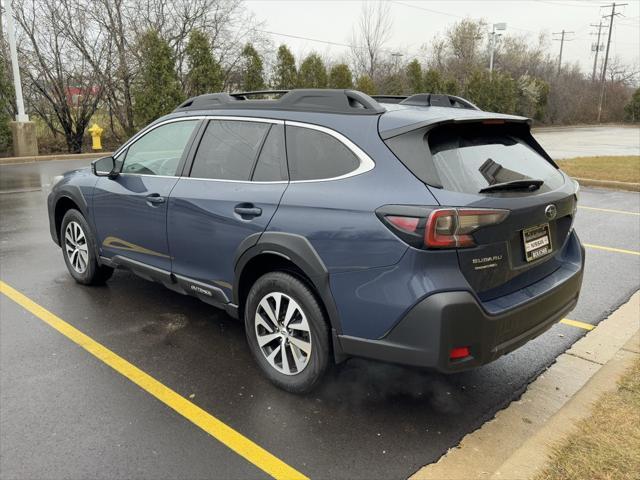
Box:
[337,243,584,372]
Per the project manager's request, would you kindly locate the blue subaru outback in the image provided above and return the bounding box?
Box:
[47,89,584,393]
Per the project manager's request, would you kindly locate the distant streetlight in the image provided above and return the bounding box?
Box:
[391,52,404,71]
[489,22,507,76]
[5,0,28,122]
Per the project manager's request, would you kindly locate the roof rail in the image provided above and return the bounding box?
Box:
[230,90,289,100]
[370,95,406,104]
[372,93,480,111]
[174,89,385,115]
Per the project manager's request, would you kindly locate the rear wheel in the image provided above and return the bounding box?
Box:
[244,272,330,393]
[61,209,113,285]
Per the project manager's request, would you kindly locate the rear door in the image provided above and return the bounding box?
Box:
[384,121,579,300]
[167,118,288,303]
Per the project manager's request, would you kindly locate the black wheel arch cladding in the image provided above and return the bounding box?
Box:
[233,232,343,334]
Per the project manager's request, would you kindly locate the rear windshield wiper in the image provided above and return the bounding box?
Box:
[479,179,544,193]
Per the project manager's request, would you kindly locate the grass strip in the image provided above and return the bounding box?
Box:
[557,156,640,183]
[535,357,640,480]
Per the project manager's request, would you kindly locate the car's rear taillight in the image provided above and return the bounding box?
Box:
[386,215,421,233]
[377,206,509,249]
[425,208,509,248]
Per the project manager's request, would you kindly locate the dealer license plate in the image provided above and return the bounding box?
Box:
[522,223,552,262]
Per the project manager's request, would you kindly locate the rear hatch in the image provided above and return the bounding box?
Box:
[382,118,579,301]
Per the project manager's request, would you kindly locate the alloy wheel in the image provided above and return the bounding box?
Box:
[254,292,312,376]
[64,221,89,274]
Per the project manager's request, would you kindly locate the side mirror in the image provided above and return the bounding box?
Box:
[91,156,117,178]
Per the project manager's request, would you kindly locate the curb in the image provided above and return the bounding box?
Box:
[574,177,640,192]
[0,152,113,166]
[411,291,640,480]
[492,333,639,479]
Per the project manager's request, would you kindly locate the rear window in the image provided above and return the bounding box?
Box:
[385,123,564,194]
[190,120,269,180]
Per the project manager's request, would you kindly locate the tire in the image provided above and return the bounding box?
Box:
[244,271,331,393]
[60,209,114,285]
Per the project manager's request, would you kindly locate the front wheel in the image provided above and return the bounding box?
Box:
[60,209,113,285]
[244,272,330,393]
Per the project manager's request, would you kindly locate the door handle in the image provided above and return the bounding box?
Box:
[145,193,165,205]
[234,205,262,218]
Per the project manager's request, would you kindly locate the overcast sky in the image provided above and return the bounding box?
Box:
[245,0,640,74]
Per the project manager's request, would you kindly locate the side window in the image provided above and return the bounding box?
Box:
[122,120,198,176]
[190,120,269,180]
[286,126,360,181]
[252,124,288,181]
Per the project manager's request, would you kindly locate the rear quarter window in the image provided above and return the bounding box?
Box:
[286,125,360,181]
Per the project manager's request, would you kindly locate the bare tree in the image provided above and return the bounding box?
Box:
[444,19,486,83]
[350,1,393,82]
[495,33,553,79]
[606,56,639,85]
[14,0,105,152]
[55,0,263,136]
[424,36,448,72]
[128,0,267,89]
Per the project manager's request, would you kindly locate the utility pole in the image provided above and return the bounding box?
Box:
[597,2,627,123]
[590,21,606,82]
[552,30,574,75]
[489,22,507,77]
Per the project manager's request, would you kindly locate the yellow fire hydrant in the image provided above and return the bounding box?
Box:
[88,123,103,151]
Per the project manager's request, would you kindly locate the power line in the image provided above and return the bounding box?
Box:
[256,29,352,49]
[253,29,420,62]
[254,2,632,75]
[598,2,628,122]
[392,1,539,33]
[534,0,601,8]
[391,1,463,20]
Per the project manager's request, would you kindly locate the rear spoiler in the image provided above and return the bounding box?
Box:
[379,116,532,140]
[380,117,556,166]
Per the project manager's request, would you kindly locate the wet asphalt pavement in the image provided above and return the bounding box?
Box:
[1,158,639,480]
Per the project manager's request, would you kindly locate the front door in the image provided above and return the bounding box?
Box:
[168,119,289,301]
[92,119,200,272]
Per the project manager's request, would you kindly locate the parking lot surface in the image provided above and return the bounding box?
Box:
[1,159,639,479]
[533,125,639,159]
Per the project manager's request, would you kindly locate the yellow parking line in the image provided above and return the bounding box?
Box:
[0,281,308,480]
[560,318,595,331]
[578,206,640,216]
[583,243,640,256]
